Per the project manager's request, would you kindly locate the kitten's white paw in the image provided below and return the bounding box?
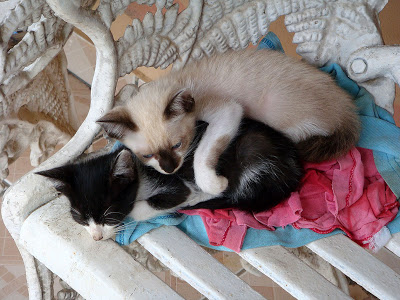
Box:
[196,170,228,195]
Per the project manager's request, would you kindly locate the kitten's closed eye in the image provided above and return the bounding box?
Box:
[172,141,182,149]
[70,209,89,226]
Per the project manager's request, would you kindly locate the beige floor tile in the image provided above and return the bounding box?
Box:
[3,276,26,297]
[211,250,224,264]
[91,138,109,152]
[1,271,15,283]
[12,173,26,182]
[164,271,171,286]
[252,285,275,299]
[4,226,11,238]
[110,13,133,40]
[64,33,81,55]
[13,157,32,174]
[272,286,296,300]
[66,48,92,76]
[3,292,27,300]
[153,271,166,282]
[125,2,157,21]
[17,285,29,297]
[74,100,90,124]
[65,73,91,126]
[3,238,20,256]
[82,43,97,67]
[77,67,95,85]
[222,252,242,273]
[65,33,94,84]
[0,218,7,238]
[116,78,128,95]
[247,272,277,287]
[0,266,7,277]
[170,274,177,290]
[374,246,400,274]
[68,73,91,99]
[238,272,249,283]
[0,238,5,255]
[6,162,16,184]
[0,265,28,299]
[349,284,370,300]
[0,257,24,266]
[175,282,203,300]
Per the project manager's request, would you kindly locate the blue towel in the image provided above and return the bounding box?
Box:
[257,32,285,53]
[115,32,400,250]
[115,213,187,246]
[320,64,400,198]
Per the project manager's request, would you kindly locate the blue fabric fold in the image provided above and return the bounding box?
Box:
[115,214,186,246]
[115,32,400,250]
[257,32,285,53]
[320,64,400,198]
[117,215,340,251]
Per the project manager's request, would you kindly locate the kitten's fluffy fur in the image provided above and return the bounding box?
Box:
[98,50,360,196]
[37,119,303,241]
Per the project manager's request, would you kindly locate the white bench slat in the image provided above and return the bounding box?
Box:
[20,197,182,300]
[138,226,265,300]
[307,234,400,299]
[239,246,351,300]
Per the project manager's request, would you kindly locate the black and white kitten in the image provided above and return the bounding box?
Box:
[37,119,303,241]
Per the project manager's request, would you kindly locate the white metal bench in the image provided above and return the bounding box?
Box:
[3,0,400,299]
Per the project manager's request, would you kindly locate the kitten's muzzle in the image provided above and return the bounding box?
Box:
[92,234,103,241]
[158,150,180,174]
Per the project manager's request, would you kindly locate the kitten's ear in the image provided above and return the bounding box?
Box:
[164,89,195,119]
[97,107,137,139]
[36,165,73,189]
[111,149,136,182]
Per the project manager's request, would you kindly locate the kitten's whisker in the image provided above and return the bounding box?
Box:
[103,205,112,217]
[113,226,137,233]
[104,211,126,217]
[116,221,137,228]
[114,225,137,233]
[105,217,122,221]
[105,219,123,224]
[115,222,137,231]
[70,207,80,215]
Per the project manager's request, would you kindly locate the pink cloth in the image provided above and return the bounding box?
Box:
[181,148,398,252]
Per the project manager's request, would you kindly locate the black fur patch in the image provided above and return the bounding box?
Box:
[180,119,304,212]
[36,149,138,226]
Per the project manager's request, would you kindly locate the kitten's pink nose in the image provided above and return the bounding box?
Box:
[87,223,104,241]
[92,233,103,241]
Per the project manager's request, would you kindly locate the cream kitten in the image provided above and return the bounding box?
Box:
[98,49,360,195]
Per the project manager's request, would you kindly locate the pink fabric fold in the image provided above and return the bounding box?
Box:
[181,148,398,252]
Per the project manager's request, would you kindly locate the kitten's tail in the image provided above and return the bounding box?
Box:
[296,117,360,163]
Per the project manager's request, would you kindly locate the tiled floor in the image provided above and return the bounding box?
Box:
[1,1,400,299]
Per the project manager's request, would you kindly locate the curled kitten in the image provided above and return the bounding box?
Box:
[98,49,359,195]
